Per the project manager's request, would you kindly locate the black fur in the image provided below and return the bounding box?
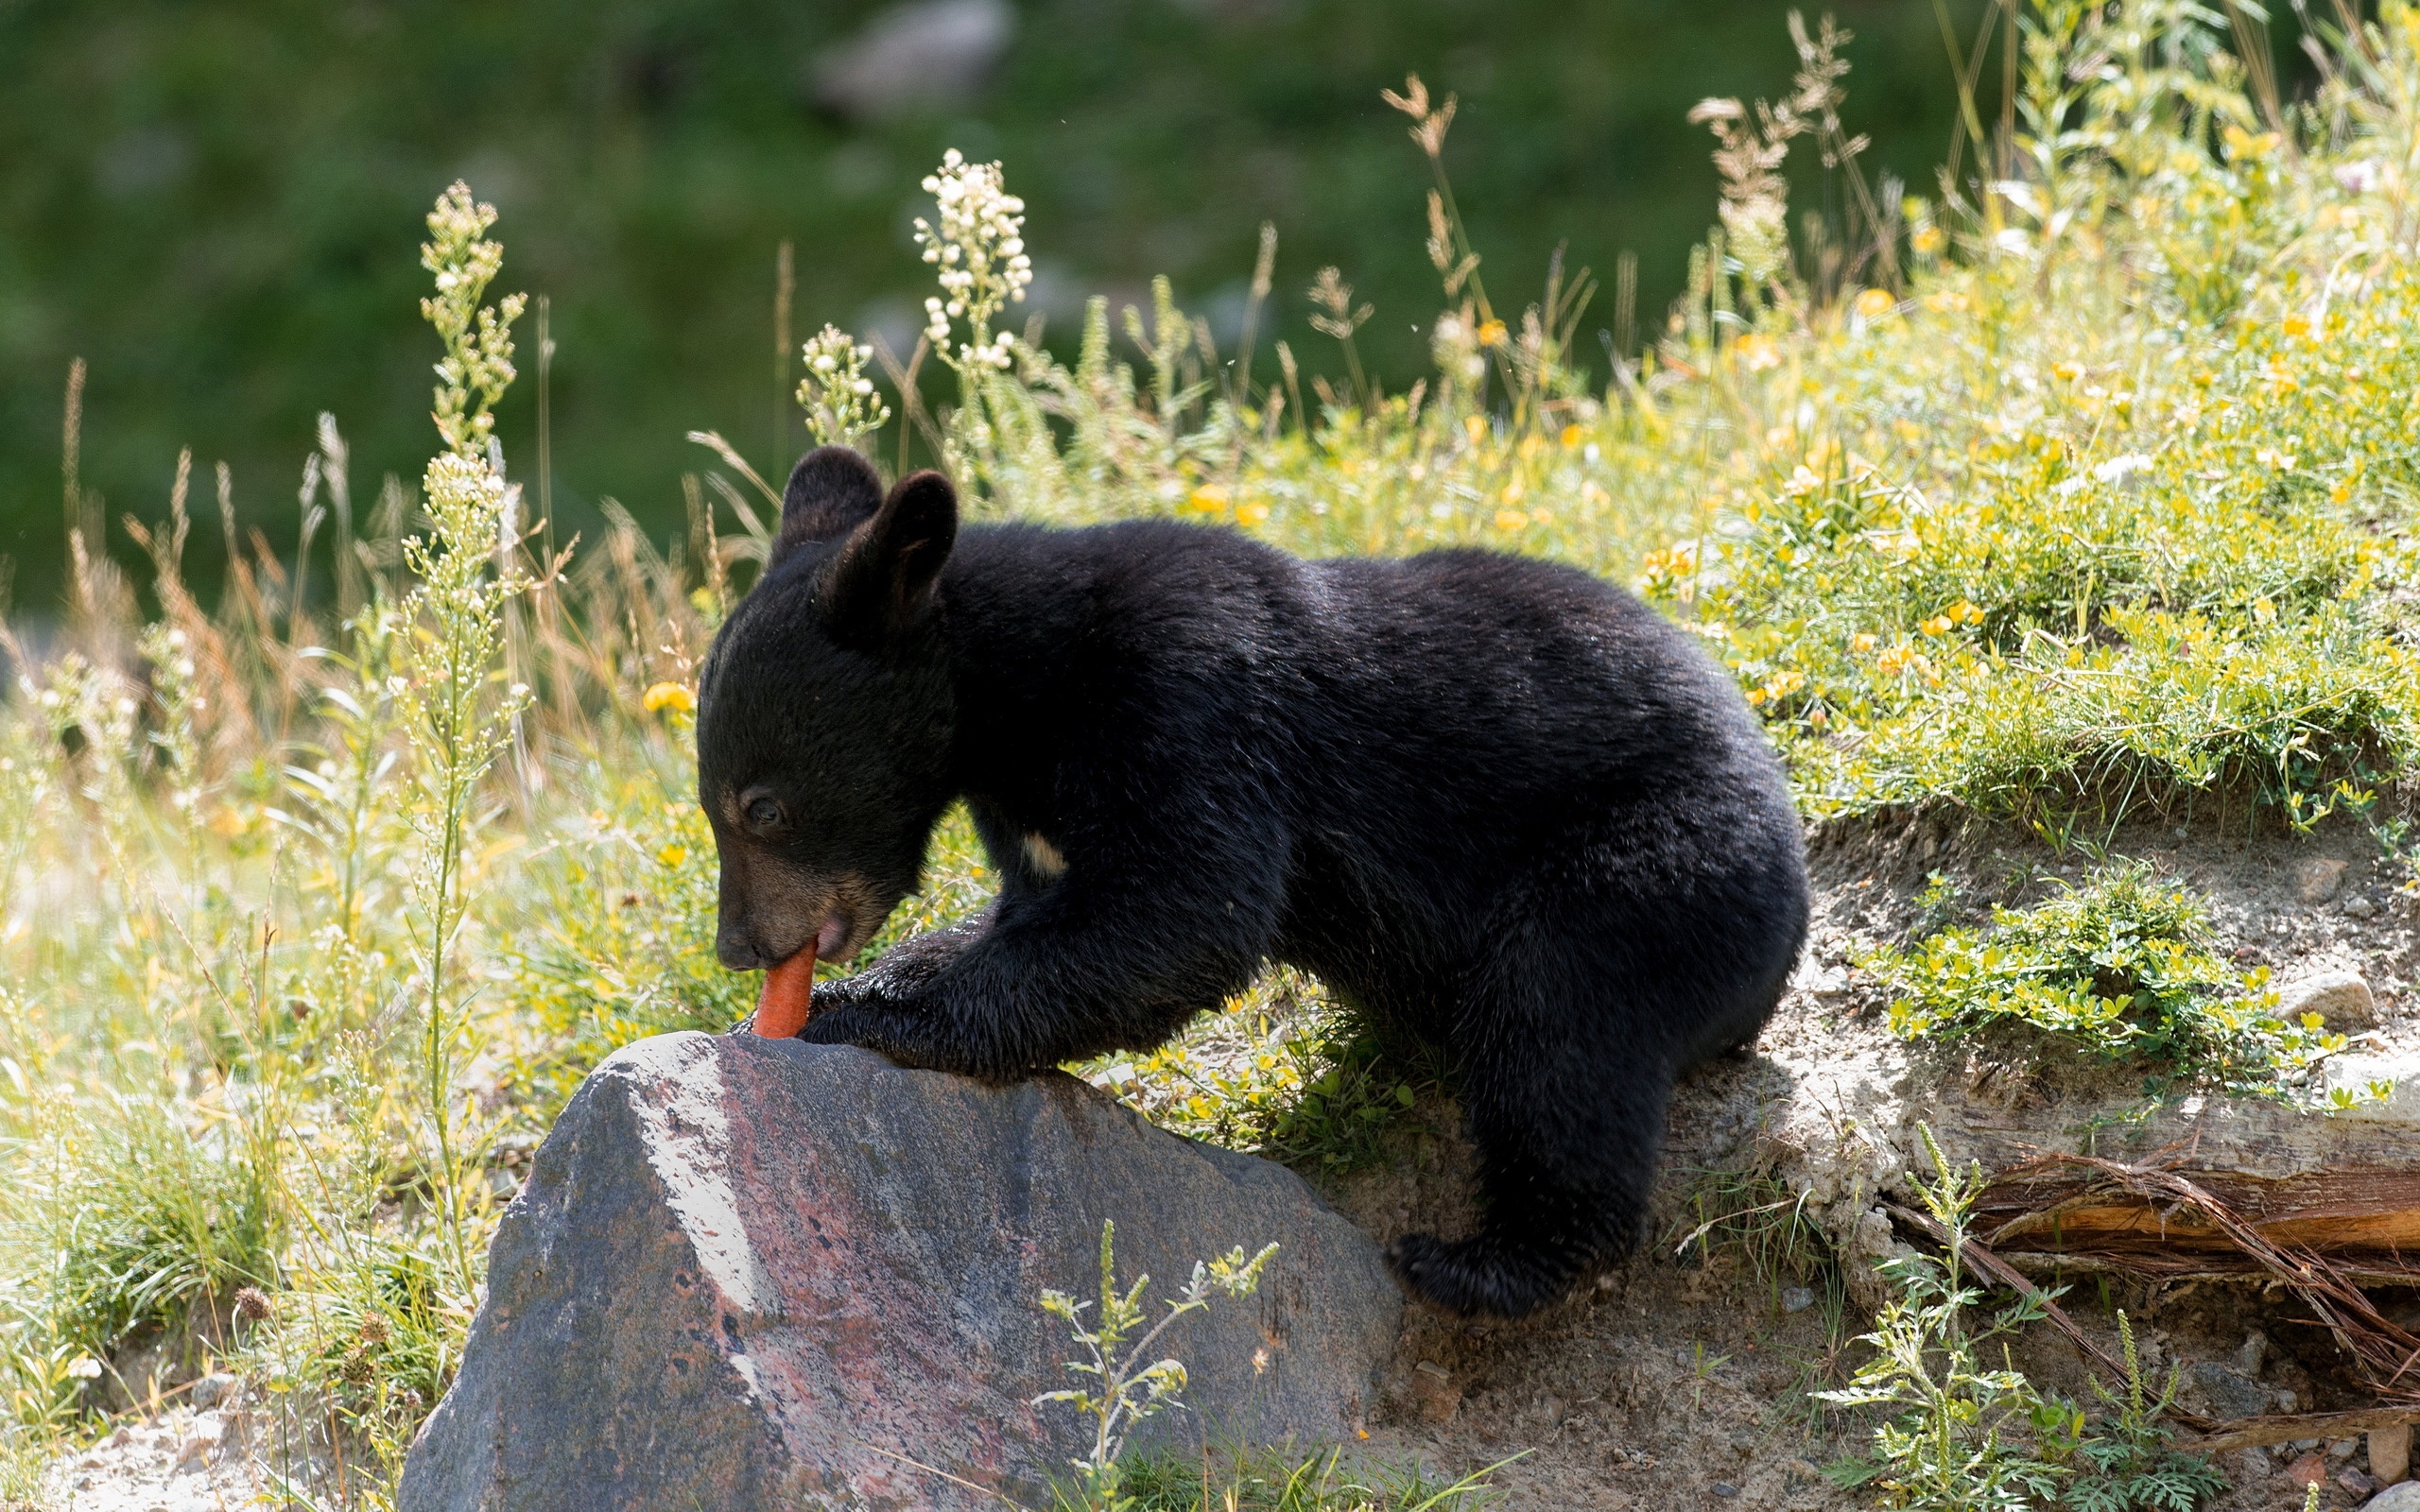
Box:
[698,446,1809,1319]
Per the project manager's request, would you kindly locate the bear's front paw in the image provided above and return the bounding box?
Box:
[1383,1232,1564,1320]
[796,997,971,1072]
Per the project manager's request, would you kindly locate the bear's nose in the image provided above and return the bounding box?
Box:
[715,920,769,972]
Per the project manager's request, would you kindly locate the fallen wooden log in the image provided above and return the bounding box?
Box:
[1979,1165,2420,1256]
[1883,1196,2420,1452]
[2177,1405,2420,1454]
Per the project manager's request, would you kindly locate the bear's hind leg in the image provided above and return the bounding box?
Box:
[1383,936,1673,1319]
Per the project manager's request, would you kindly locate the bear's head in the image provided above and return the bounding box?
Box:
[696,445,959,972]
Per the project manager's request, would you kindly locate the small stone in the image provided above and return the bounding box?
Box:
[1711,1483,1740,1498]
[172,1415,223,1469]
[2238,1331,2270,1377]
[2189,1360,2271,1420]
[2231,1448,2273,1483]
[2278,971,2377,1028]
[2297,857,2350,902]
[2363,1480,2420,1512]
[190,1371,240,1410]
[2342,1469,2379,1497]
[1781,1286,1814,1314]
[2287,1452,2328,1487]
[2373,1422,2413,1485]
[2335,1438,2363,1460]
[2347,894,2381,920]
[1410,1360,1461,1424]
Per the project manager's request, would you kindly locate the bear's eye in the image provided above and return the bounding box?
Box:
[744,796,786,832]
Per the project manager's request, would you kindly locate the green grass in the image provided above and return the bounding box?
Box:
[1081,971,1450,1181]
[1107,1445,1507,1511]
[3,2,2419,1505]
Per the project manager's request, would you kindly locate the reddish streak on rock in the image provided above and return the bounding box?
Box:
[754,948,815,1037]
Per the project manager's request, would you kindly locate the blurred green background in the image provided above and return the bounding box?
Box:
[5,0,2020,598]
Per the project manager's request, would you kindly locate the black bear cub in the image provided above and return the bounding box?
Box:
[698,445,1808,1319]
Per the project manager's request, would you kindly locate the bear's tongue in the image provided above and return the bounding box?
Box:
[753,945,816,1038]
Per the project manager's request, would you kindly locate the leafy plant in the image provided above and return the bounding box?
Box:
[1034,1220,1278,1512]
[1823,1128,2226,1512]
[1862,862,2374,1100]
[1820,1127,2074,1510]
[2059,1313,2225,1512]
[397,182,535,1296]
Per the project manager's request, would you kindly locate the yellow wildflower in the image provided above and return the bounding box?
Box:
[1494,508,1530,531]
[1477,318,1508,347]
[1851,632,1878,652]
[1876,644,1924,678]
[642,681,695,714]
[2222,125,2281,161]
[657,843,688,868]
[1854,288,1896,320]
[1187,484,1230,513]
[1236,500,1270,526]
[1733,333,1782,371]
[1560,423,1585,449]
[1910,225,1945,255]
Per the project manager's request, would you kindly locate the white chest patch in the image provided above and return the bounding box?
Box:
[1023,833,1067,879]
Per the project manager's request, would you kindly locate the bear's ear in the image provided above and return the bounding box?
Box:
[821,470,959,643]
[772,445,885,563]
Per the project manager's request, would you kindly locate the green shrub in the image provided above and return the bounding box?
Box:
[1861,863,2373,1100]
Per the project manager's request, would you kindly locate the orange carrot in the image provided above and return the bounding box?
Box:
[753,946,816,1038]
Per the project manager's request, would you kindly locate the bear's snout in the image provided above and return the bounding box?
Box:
[714,847,882,972]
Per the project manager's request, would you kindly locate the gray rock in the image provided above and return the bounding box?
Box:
[2278,970,2377,1029]
[401,1032,1398,1512]
[807,0,1013,122]
[2365,1480,2420,1512]
[2188,1361,2272,1421]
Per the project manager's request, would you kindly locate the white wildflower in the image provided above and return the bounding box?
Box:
[912,148,1033,374]
[795,324,891,450]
